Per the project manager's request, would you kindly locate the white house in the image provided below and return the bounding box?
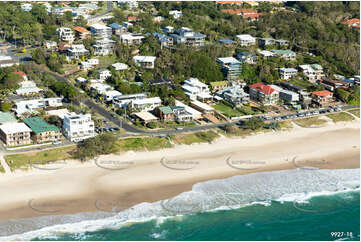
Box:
[97,69,112,80]
[112,93,148,108]
[21,3,32,12]
[80,58,99,70]
[236,34,256,46]
[62,113,95,142]
[66,44,89,61]
[112,63,129,71]
[56,27,74,43]
[270,85,299,104]
[45,41,57,49]
[299,64,324,82]
[279,68,298,80]
[174,100,202,120]
[258,49,276,58]
[0,56,19,68]
[169,10,183,19]
[76,77,87,83]
[119,33,145,45]
[13,98,62,116]
[182,77,212,101]
[90,83,113,95]
[133,56,156,69]
[93,39,116,56]
[104,90,122,102]
[130,97,162,112]
[15,81,42,96]
[89,24,112,39]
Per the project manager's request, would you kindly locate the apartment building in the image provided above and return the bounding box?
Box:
[62,113,95,142]
[217,57,242,81]
[23,117,61,144]
[171,27,206,47]
[93,39,116,56]
[270,85,299,105]
[74,26,91,40]
[0,122,32,146]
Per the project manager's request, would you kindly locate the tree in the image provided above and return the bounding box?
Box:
[64,11,73,23]
[0,102,12,112]
[31,48,46,65]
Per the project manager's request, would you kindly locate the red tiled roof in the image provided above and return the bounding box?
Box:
[128,16,137,21]
[311,90,332,97]
[249,82,276,95]
[13,71,27,77]
[340,18,360,27]
[239,8,258,14]
[74,26,90,33]
[242,12,264,19]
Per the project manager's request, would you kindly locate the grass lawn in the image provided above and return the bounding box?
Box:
[171,131,220,145]
[348,108,360,118]
[212,104,242,117]
[278,120,293,130]
[117,137,173,151]
[326,112,355,123]
[4,146,76,171]
[294,117,328,127]
[98,55,117,68]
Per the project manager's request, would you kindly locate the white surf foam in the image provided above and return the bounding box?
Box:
[1,168,359,241]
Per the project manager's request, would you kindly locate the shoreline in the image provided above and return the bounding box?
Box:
[0,120,359,221]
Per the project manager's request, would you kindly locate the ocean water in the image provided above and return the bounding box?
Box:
[1,168,360,241]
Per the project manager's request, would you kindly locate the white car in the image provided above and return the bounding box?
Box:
[52,141,61,145]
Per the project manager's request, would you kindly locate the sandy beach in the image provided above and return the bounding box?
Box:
[0,120,359,221]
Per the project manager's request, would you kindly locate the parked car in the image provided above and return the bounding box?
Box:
[52,141,61,145]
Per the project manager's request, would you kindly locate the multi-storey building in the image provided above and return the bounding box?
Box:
[56,27,75,43]
[23,117,61,144]
[62,113,95,142]
[249,82,279,105]
[279,68,298,80]
[0,122,32,146]
[217,57,242,81]
[181,78,212,101]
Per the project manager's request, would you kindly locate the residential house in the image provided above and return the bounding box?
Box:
[56,27,74,43]
[258,37,276,47]
[311,90,333,107]
[80,58,99,70]
[271,49,296,60]
[298,64,324,82]
[104,90,122,102]
[210,81,228,93]
[218,38,235,47]
[132,111,158,125]
[317,77,350,91]
[57,42,71,53]
[236,34,256,46]
[13,97,63,116]
[130,97,162,112]
[182,77,212,101]
[127,16,137,22]
[153,15,164,23]
[23,117,61,144]
[238,8,263,21]
[93,39,116,56]
[249,82,279,105]
[112,63,129,71]
[340,18,360,29]
[109,23,127,35]
[76,77,87,83]
[169,10,183,19]
[133,56,156,69]
[280,81,312,108]
[0,112,17,125]
[216,86,250,106]
[97,69,112,80]
[117,0,138,9]
[270,85,299,104]
[171,106,193,122]
[66,44,89,61]
[73,26,91,40]
[155,106,175,122]
[119,33,145,45]
[236,52,258,64]
[90,83,113,96]
[171,27,206,47]
[258,49,276,58]
[89,24,112,39]
[15,81,42,96]
[21,3,32,12]
[62,113,95,142]
[190,100,215,114]
[112,93,148,108]
[162,26,174,34]
[0,122,32,146]
[122,22,133,29]
[174,100,202,120]
[275,39,289,47]
[279,68,298,80]
[0,56,18,68]
[45,41,57,49]
[148,78,173,87]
